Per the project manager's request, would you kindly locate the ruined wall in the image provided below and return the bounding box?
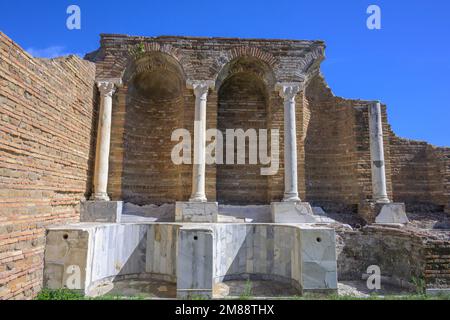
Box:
[337,225,450,290]
[304,77,358,212]
[304,75,449,215]
[336,226,426,286]
[389,133,450,213]
[0,33,97,299]
[304,75,393,213]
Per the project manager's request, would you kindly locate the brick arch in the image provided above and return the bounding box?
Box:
[214,50,277,91]
[112,42,195,83]
[121,52,187,85]
[227,46,278,69]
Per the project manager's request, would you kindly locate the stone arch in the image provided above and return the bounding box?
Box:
[216,56,273,205]
[118,51,187,205]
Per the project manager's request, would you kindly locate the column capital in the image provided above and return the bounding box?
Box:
[276,82,303,102]
[187,80,215,97]
[96,79,122,97]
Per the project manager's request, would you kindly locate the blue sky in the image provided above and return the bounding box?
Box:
[1,0,449,146]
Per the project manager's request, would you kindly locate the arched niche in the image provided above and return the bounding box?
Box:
[216,57,275,205]
[120,52,187,205]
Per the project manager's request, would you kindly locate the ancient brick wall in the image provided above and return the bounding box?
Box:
[424,238,450,288]
[389,133,450,213]
[117,89,185,205]
[0,33,97,299]
[304,76,377,212]
[304,74,449,216]
[217,75,269,204]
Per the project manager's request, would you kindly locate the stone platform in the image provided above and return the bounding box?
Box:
[43,222,338,298]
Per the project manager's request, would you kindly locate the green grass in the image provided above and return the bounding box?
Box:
[36,289,85,300]
[35,289,146,300]
[36,288,450,301]
[238,280,253,300]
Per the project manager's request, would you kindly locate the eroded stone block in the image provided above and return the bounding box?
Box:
[299,227,338,292]
[44,229,90,290]
[175,202,218,223]
[271,202,315,223]
[80,200,123,223]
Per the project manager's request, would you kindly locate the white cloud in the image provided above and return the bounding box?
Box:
[26,46,81,58]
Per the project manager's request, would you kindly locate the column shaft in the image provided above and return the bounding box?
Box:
[278,84,301,202]
[369,101,390,203]
[92,81,117,201]
[189,81,212,202]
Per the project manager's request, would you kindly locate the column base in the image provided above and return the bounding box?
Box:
[189,195,207,203]
[359,201,409,224]
[283,193,301,202]
[271,201,316,223]
[90,192,110,201]
[80,200,123,223]
[375,203,409,225]
[373,197,390,204]
[175,202,218,223]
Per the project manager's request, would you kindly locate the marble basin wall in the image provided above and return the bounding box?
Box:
[43,222,337,297]
[44,223,179,296]
[213,224,337,293]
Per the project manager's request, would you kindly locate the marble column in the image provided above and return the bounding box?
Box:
[188,80,214,202]
[278,83,301,202]
[369,101,390,203]
[91,80,118,201]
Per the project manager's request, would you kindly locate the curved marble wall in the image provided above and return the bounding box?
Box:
[44,222,337,297]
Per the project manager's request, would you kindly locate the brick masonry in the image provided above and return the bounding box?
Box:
[0,32,97,299]
[91,34,325,204]
[305,74,449,215]
[388,134,450,213]
[424,238,450,288]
